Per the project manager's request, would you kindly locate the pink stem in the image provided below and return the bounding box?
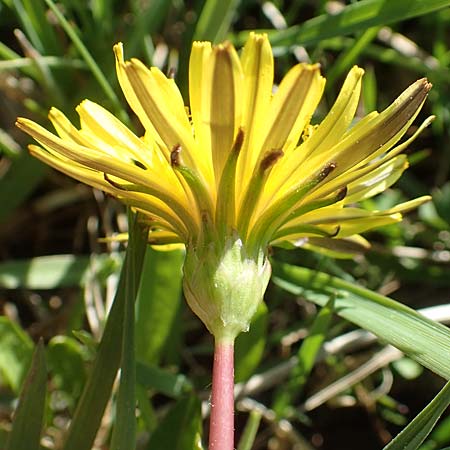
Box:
[209,340,235,450]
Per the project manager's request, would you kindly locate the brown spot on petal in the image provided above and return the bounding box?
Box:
[260,149,284,172]
[232,128,245,155]
[318,162,336,181]
[170,144,182,167]
[104,173,124,190]
[336,186,348,202]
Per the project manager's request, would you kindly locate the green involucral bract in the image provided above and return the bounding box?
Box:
[183,235,271,342]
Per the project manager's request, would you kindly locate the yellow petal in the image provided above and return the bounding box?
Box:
[237,32,274,183]
[28,144,187,238]
[189,41,214,176]
[242,63,325,213]
[16,118,197,232]
[75,100,156,165]
[317,78,430,178]
[189,40,247,189]
[343,155,409,203]
[208,42,243,184]
[382,196,432,214]
[273,234,370,258]
[261,63,324,156]
[305,116,434,203]
[298,66,365,162]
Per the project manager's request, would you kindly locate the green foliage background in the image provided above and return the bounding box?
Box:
[0,1,450,449]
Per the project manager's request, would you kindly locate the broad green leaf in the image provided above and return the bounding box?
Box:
[237,0,450,46]
[62,215,148,450]
[194,0,240,43]
[235,302,268,382]
[0,316,34,392]
[0,253,121,289]
[136,362,192,398]
[135,247,184,366]
[384,380,450,450]
[272,262,450,380]
[47,336,87,402]
[5,340,46,450]
[147,395,202,450]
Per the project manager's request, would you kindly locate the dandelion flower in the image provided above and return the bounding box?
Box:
[17,32,431,340]
[17,32,432,450]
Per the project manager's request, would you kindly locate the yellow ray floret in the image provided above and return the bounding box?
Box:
[17,32,432,257]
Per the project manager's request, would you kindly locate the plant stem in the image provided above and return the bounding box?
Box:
[209,339,235,450]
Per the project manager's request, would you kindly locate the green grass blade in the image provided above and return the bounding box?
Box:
[135,247,184,366]
[62,215,147,450]
[22,0,62,54]
[272,262,450,379]
[362,65,377,113]
[236,410,262,450]
[110,212,144,450]
[325,26,380,88]
[42,0,126,119]
[0,56,86,71]
[12,0,45,52]
[237,0,450,46]
[125,0,173,57]
[5,340,46,450]
[384,380,450,450]
[0,41,39,78]
[194,0,240,43]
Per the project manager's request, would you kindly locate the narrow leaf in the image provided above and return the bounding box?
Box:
[194,0,241,43]
[272,262,450,380]
[237,410,262,450]
[43,0,126,120]
[62,215,147,450]
[6,340,47,450]
[237,0,450,46]
[110,213,143,450]
[384,380,450,450]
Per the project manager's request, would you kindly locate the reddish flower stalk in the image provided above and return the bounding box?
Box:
[209,340,235,450]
